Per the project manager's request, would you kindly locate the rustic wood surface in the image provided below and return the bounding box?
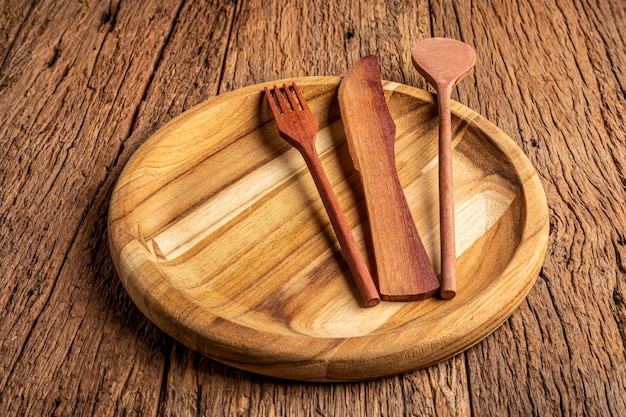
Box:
[0,0,624,415]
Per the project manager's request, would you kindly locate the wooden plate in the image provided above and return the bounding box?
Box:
[108,77,549,382]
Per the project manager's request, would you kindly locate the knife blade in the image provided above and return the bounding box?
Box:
[338,55,439,301]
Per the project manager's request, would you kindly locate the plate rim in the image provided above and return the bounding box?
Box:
[108,76,549,381]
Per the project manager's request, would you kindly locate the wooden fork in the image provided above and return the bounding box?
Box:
[264,83,380,307]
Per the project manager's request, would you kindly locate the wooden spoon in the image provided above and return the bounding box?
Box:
[411,38,476,299]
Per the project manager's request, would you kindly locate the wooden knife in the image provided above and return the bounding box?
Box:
[338,55,439,301]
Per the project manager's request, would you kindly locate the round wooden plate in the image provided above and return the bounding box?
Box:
[108,77,549,382]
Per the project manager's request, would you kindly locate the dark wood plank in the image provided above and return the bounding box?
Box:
[219,0,432,91]
[0,0,234,415]
[428,0,626,415]
[0,0,624,415]
[0,0,35,68]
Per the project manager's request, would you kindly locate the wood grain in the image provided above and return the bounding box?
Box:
[338,55,440,301]
[264,83,380,307]
[0,0,624,414]
[430,0,626,415]
[108,77,548,381]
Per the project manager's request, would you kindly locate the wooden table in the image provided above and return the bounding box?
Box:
[1,0,624,415]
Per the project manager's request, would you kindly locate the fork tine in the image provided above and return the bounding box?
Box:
[283,83,300,111]
[291,82,310,112]
[264,87,281,116]
[273,85,290,113]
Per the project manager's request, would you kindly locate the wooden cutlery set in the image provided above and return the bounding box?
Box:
[264,38,476,306]
[108,35,548,379]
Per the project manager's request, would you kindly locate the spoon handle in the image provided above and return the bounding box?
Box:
[437,86,456,299]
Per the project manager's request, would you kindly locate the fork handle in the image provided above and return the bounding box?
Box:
[299,146,380,307]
